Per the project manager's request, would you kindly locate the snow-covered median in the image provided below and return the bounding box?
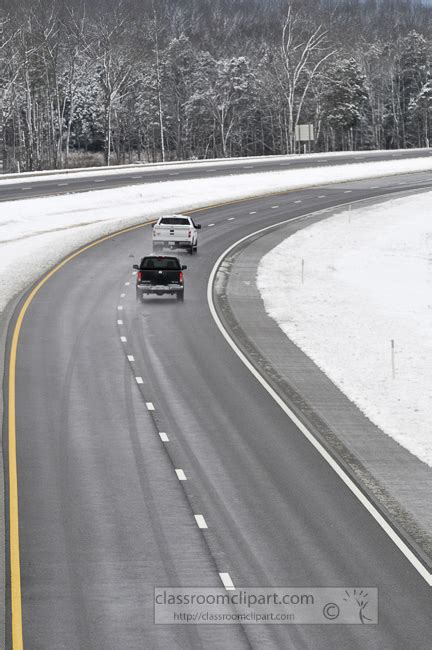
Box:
[1,155,432,318]
[257,192,432,467]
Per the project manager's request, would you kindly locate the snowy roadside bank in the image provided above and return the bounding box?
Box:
[257,191,432,468]
[2,156,432,318]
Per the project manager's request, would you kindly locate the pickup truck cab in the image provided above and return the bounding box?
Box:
[152,214,201,255]
[133,256,187,302]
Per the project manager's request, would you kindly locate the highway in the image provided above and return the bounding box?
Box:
[4,164,432,648]
[1,148,432,203]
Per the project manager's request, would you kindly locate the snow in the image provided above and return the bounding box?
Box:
[2,156,432,318]
[257,192,432,467]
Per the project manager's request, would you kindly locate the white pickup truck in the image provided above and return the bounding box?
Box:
[152,214,201,255]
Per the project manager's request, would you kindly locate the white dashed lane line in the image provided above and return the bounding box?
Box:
[227,217,235,221]
[127,355,135,362]
[125,282,130,286]
[117,306,123,311]
[194,515,208,529]
[294,200,302,203]
[117,320,123,325]
[208,224,215,227]
[120,336,127,343]
[249,211,256,215]
[94,179,105,183]
[169,172,179,176]
[120,293,125,297]
[21,187,32,190]
[146,402,155,411]
[135,377,144,385]
[271,205,279,209]
[158,432,169,442]
[57,182,69,186]
[175,469,187,481]
[219,573,235,591]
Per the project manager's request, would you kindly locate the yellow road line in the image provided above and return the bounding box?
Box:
[7,222,150,649]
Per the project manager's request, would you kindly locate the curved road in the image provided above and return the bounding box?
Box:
[5,171,432,648]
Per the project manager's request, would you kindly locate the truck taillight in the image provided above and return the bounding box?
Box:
[179,271,183,283]
[137,271,142,282]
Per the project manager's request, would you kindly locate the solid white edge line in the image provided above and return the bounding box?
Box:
[194,514,208,529]
[135,377,143,384]
[158,432,169,442]
[207,196,432,588]
[175,469,187,481]
[219,572,236,591]
[146,402,155,411]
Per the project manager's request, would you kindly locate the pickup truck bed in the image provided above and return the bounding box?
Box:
[134,256,187,302]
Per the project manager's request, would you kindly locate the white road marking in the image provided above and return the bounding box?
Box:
[271,205,279,209]
[227,217,235,221]
[208,223,215,227]
[94,179,105,183]
[120,336,127,343]
[131,176,142,179]
[194,514,208,529]
[318,195,326,198]
[21,187,32,190]
[117,306,123,310]
[207,206,432,588]
[127,355,135,362]
[57,182,69,186]
[344,190,352,193]
[135,377,143,384]
[205,169,216,172]
[125,282,130,286]
[158,432,169,442]
[117,320,123,325]
[294,200,302,203]
[243,165,254,168]
[219,573,235,591]
[175,469,187,481]
[146,402,155,411]
[371,185,379,189]
[249,211,256,215]
[132,271,137,275]
[120,293,125,297]
[169,172,179,176]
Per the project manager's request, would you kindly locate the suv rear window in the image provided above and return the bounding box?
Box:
[140,257,181,270]
[160,217,190,225]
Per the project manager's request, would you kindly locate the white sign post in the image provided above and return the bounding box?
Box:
[295,124,315,153]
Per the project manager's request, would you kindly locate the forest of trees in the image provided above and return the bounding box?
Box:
[1,0,432,172]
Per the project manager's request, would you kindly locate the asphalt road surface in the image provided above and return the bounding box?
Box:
[1,148,432,203]
[6,171,432,648]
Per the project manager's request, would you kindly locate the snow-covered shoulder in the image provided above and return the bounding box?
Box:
[257,191,432,467]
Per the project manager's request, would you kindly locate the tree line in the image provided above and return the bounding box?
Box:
[1,0,432,172]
